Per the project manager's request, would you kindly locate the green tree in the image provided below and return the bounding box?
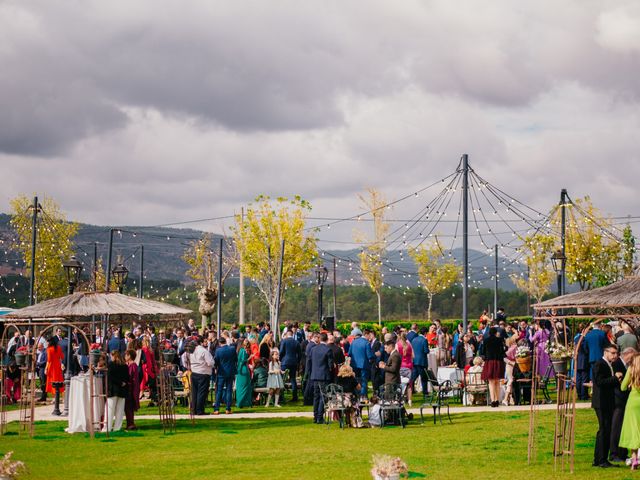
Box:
[511,233,556,303]
[409,240,461,320]
[354,188,389,325]
[10,195,79,301]
[232,195,317,334]
[622,224,636,276]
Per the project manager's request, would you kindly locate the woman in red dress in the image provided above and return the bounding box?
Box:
[45,335,65,393]
[140,338,158,406]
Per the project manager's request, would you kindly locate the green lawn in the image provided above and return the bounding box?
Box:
[0,409,628,480]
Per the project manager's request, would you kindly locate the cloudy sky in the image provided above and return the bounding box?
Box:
[2,0,640,251]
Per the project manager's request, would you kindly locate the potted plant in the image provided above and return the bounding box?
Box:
[370,454,408,480]
[515,345,532,373]
[14,346,29,367]
[89,343,102,366]
[161,341,176,363]
[0,451,26,479]
[546,342,572,375]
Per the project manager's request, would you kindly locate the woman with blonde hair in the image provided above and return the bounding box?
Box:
[335,364,363,427]
[620,353,640,470]
[502,335,518,406]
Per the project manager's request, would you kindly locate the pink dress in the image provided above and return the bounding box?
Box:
[397,342,414,370]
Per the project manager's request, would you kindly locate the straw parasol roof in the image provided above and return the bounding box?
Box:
[533,276,640,309]
[3,291,191,319]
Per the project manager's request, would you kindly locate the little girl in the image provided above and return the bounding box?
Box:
[266,349,284,407]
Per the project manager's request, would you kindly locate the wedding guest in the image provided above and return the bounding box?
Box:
[259,332,275,360]
[104,351,129,432]
[124,350,140,430]
[185,336,214,415]
[36,342,47,402]
[528,321,552,378]
[620,352,640,470]
[266,350,284,407]
[4,362,21,404]
[235,339,253,408]
[45,335,64,397]
[380,341,401,386]
[213,337,237,414]
[611,347,636,462]
[335,364,363,427]
[482,327,506,408]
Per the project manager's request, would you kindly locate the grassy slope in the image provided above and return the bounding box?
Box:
[0,409,626,480]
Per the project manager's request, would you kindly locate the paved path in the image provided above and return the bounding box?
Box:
[4,401,591,423]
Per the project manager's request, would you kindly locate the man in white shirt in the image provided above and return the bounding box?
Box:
[182,336,214,415]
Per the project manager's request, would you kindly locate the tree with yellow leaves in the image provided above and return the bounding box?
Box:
[511,233,556,304]
[10,195,79,302]
[232,196,317,333]
[183,233,237,330]
[409,239,461,320]
[560,197,622,290]
[354,188,389,325]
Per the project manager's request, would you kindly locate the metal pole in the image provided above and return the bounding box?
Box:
[93,242,98,292]
[560,189,567,296]
[317,268,322,324]
[138,245,144,298]
[332,258,337,321]
[29,196,38,306]
[106,228,114,292]
[62,326,72,416]
[216,238,223,338]
[462,154,469,331]
[274,239,285,341]
[239,207,245,325]
[494,244,498,319]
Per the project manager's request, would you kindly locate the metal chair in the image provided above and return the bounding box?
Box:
[539,364,554,404]
[463,370,489,406]
[322,383,347,428]
[420,377,452,425]
[378,383,405,428]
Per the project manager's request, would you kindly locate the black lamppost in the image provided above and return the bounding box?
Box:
[63,256,83,294]
[551,249,566,297]
[112,263,129,294]
[61,256,83,416]
[315,265,328,324]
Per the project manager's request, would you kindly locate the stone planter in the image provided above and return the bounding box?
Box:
[163,350,176,363]
[516,356,532,373]
[90,351,102,366]
[14,352,26,367]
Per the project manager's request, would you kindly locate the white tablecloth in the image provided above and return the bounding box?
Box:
[67,374,104,434]
[437,367,462,385]
[427,352,438,376]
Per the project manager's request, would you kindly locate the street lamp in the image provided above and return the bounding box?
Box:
[315,265,328,325]
[62,256,83,294]
[112,263,129,294]
[551,249,566,296]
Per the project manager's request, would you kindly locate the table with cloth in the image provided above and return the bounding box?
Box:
[66,373,105,434]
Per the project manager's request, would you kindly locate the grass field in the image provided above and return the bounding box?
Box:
[0,409,631,480]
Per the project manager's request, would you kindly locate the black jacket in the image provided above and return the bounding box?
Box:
[612,358,629,408]
[107,363,129,398]
[307,343,334,382]
[591,358,618,411]
[483,335,506,361]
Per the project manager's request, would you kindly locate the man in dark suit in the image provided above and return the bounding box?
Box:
[107,329,126,355]
[380,340,401,385]
[592,343,623,468]
[585,325,608,378]
[303,333,318,405]
[574,325,590,400]
[407,324,419,343]
[367,330,383,393]
[610,347,636,462]
[279,330,302,401]
[410,327,430,396]
[307,332,334,424]
[213,337,237,414]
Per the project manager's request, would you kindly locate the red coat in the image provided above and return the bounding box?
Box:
[45,345,64,393]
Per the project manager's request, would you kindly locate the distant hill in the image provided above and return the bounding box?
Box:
[0,213,523,289]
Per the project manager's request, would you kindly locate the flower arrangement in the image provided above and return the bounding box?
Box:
[371,454,408,479]
[546,342,572,360]
[16,346,29,353]
[161,340,175,351]
[515,345,532,358]
[89,343,102,353]
[0,451,26,479]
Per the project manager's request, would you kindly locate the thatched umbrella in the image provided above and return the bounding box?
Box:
[3,291,191,320]
[533,276,640,311]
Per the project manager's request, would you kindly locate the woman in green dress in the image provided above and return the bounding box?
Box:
[620,353,640,470]
[235,339,253,408]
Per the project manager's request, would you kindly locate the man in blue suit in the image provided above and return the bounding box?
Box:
[307,333,334,423]
[407,324,419,343]
[411,327,430,397]
[213,337,237,414]
[584,324,608,378]
[349,328,374,400]
[107,329,126,355]
[279,330,302,401]
[574,325,590,400]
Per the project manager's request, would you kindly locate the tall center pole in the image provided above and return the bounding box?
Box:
[494,244,498,319]
[29,196,38,306]
[216,238,223,338]
[462,154,469,332]
[106,228,114,292]
[138,245,144,298]
[560,189,567,296]
[239,208,245,325]
[332,258,337,321]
